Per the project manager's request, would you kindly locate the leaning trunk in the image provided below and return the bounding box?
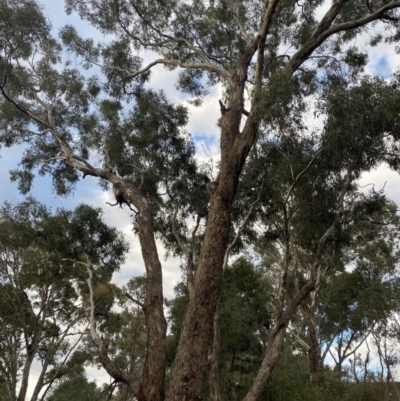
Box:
[17,350,35,401]
[242,280,317,401]
[242,321,288,401]
[166,162,239,401]
[115,182,167,401]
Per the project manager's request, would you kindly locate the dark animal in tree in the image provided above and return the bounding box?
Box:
[106,186,136,212]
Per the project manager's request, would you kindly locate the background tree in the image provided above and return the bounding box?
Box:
[290,192,400,374]
[0,198,128,401]
[44,365,107,401]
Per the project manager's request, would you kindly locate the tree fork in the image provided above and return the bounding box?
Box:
[166,82,256,400]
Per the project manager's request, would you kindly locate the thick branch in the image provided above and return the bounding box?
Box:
[124,292,144,309]
[286,0,400,73]
[253,0,281,97]
[124,58,230,80]
[290,324,310,351]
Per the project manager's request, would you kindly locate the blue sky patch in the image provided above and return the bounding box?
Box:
[375,57,391,78]
[193,133,216,146]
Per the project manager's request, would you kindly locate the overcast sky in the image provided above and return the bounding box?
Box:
[1,0,400,394]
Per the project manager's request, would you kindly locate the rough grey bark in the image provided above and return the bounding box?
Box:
[209,301,222,401]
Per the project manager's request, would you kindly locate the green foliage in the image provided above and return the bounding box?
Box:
[0,198,128,400]
[165,283,189,366]
[217,257,273,399]
[46,366,106,401]
[320,76,400,175]
[167,257,273,398]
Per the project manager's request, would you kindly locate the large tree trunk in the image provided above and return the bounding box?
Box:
[52,136,168,401]
[165,165,238,401]
[17,350,35,401]
[116,182,167,401]
[166,73,256,400]
[308,320,323,374]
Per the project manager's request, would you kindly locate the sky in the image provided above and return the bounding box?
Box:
[1,0,400,396]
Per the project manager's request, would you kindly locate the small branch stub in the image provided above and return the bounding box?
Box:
[219,100,228,113]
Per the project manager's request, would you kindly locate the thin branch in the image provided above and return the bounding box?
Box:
[33,322,84,401]
[11,126,51,137]
[220,0,251,45]
[284,146,324,205]
[165,178,190,259]
[125,163,144,190]
[0,79,50,129]
[84,255,139,395]
[290,326,310,351]
[123,58,230,80]
[41,156,66,164]
[222,176,265,271]
[126,0,223,70]
[282,171,351,323]
[124,292,144,309]
[277,201,290,317]
[321,331,339,363]
[85,257,100,345]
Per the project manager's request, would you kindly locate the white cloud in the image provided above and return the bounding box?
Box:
[359,164,400,208]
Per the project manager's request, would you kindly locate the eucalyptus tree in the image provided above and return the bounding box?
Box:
[289,192,400,374]
[44,365,107,401]
[2,0,400,400]
[0,198,127,401]
[229,73,400,368]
